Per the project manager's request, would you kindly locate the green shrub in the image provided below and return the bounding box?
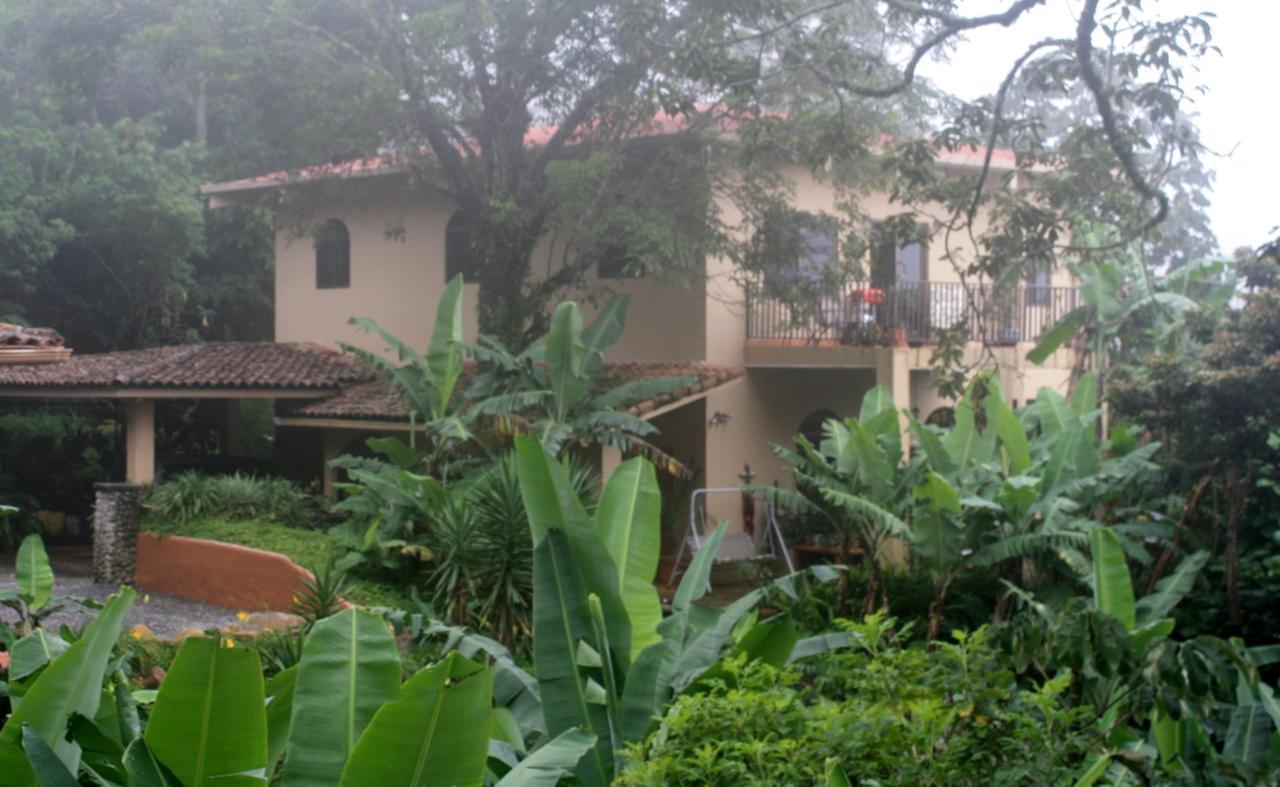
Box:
[0,405,115,518]
[620,619,1095,786]
[146,471,316,527]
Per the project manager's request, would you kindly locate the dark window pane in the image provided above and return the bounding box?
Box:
[764,213,838,292]
[598,244,638,279]
[445,212,476,283]
[315,219,350,289]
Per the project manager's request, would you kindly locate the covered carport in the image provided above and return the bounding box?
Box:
[0,341,370,484]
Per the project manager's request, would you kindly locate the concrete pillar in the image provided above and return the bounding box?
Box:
[600,444,623,481]
[223,399,242,456]
[322,430,352,502]
[875,347,912,459]
[93,483,144,586]
[124,399,155,485]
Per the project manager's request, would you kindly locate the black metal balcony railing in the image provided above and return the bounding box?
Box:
[746,281,1080,346]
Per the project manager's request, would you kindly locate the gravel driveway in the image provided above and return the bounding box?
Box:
[0,554,236,639]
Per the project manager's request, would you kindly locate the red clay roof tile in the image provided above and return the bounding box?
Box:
[0,342,367,390]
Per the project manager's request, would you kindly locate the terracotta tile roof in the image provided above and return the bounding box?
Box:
[0,342,368,390]
[0,324,65,347]
[289,361,745,421]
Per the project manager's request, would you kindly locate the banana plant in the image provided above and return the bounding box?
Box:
[343,274,473,477]
[1014,527,1279,783]
[511,436,832,785]
[0,534,59,636]
[1027,240,1237,399]
[1,600,513,787]
[471,296,695,476]
[761,385,916,613]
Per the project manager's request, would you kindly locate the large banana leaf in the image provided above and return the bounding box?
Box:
[1026,306,1088,365]
[1136,550,1209,626]
[0,588,134,785]
[516,436,631,665]
[530,529,613,787]
[426,275,465,417]
[580,294,629,379]
[983,382,1031,474]
[942,395,995,471]
[595,458,663,658]
[145,637,267,786]
[496,728,597,787]
[545,302,589,420]
[8,629,68,681]
[20,726,78,787]
[15,534,54,610]
[282,608,403,787]
[122,739,183,787]
[338,653,492,787]
[1090,528,1136,630]
[264,666,298,779]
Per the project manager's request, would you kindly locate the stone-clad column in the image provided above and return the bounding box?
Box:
[93,483,145,586]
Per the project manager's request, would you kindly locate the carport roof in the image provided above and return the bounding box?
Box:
[0,342,368,394]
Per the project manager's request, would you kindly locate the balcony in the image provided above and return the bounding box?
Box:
[745,281,1079,347]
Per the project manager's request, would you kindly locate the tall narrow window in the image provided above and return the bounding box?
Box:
[871,223,928,285]
[314,219,350,289]
[1026,261,1052,305]
[761,211,838,292]
[445,211,476,283]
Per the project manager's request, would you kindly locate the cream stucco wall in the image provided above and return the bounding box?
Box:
[274,190,481,354]
[274,187,708,361]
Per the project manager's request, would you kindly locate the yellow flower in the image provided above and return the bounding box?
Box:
[236,611,250,623]
[130,629,143,640]
[224,638,235,649]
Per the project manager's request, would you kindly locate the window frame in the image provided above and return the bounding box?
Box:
[445,211,477,284]
[314,218,350,290]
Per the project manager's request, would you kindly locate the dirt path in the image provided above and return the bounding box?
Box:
[0,554,236,638]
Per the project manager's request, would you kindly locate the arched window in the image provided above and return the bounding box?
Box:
[445,212,476,283]
[797,408,840,447]
[314,219,350,289]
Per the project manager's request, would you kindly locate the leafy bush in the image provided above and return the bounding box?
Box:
[619,621,1093,786]
[331,451,598,650]
[146,471,316,527]
[0,405,115,519]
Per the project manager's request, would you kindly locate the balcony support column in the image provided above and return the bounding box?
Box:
[875,347,912,460]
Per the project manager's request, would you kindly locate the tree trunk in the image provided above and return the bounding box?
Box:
[926,575,953,641]
[1225,467,1247,624]
[475,222,539,348]
[194,71,207,146]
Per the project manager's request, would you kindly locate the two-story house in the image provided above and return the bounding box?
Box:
[201,132,1078,536]
[0,123,1078,554]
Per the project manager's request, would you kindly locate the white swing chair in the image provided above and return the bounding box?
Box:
[666,487,795,591]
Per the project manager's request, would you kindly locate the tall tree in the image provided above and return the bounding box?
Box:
[209,0,1216,350]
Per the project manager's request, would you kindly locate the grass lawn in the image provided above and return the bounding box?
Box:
[140,516,415,609]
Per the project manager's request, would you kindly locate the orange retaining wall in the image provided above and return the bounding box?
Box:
[135,532,313,611]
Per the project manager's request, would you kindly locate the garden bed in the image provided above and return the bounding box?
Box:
[139,516,413,609]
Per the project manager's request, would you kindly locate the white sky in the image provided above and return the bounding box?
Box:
[921,0,1278,254]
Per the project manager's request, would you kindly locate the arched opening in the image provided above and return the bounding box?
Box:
[797,408,840,447]
[445,212,476,283]
[314,219,350,289]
